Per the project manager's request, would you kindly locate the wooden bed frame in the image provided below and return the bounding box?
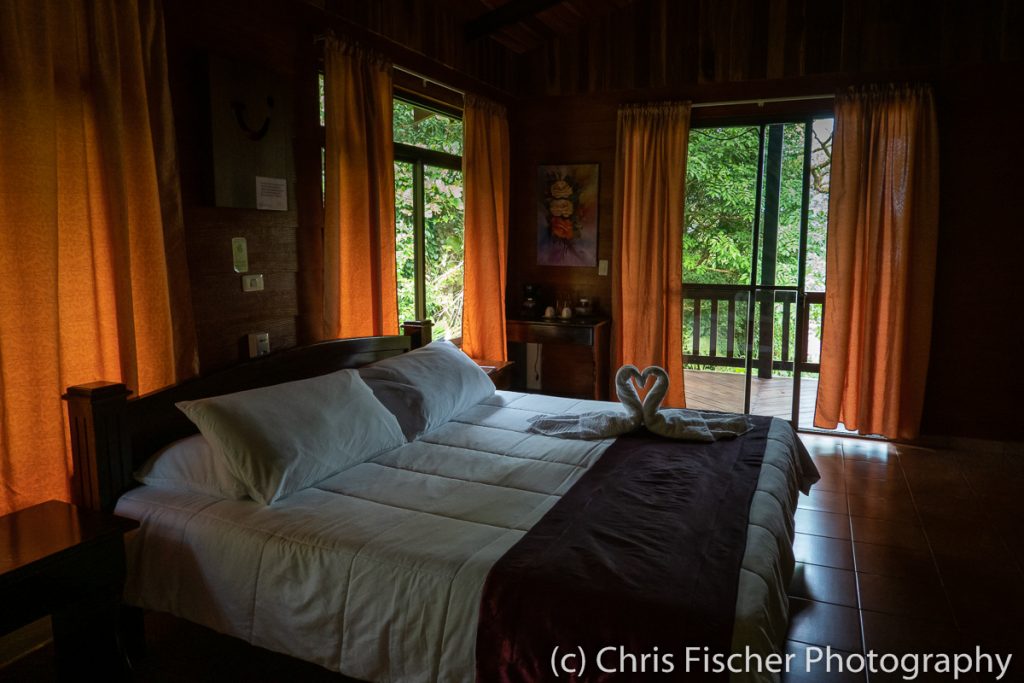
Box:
[63,335,415,513]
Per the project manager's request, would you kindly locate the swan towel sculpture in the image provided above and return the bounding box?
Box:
[526,365,751,441]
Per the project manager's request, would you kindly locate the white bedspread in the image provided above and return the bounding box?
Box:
[116,391,816,683]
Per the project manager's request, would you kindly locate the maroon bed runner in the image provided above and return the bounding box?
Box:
[475,415,775,682]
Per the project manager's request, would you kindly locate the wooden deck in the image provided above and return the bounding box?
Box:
[683,369,821,428]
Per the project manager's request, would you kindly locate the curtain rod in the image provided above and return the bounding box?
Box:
[692,93,834,109]
[312,34,465,98]
[394,65,465,97]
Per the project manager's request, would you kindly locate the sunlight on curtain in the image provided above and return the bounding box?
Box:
[461,95,510,361]
[814,85,939,440]
[612,103,691,407]
[322,37,398,338]
[0,0,196,515]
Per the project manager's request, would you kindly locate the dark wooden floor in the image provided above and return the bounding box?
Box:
[684,369,837,431]
[0,611,361,682]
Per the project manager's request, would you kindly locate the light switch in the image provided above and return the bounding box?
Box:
[232,237,249,273]
[598,259,609,276]
[241,273,264,292]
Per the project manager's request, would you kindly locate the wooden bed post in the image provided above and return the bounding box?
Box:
[63,382,133,513]
[401,320,433,348]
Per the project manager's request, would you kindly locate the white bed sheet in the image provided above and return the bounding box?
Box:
[116,391,816,683]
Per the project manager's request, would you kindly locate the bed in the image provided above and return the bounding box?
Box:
[64,335,818,683]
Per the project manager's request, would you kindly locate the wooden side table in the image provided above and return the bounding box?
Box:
[506,318,610,399]
[0,500,138,679]
[474,359,515,390]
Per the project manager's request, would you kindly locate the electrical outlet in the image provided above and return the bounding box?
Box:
[248,332,270,358]
[598,259,609,276]
[241,273,264,292]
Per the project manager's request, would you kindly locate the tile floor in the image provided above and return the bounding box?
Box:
[782,433,1024,682]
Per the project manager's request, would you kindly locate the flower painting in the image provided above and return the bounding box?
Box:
[537,164,598,267]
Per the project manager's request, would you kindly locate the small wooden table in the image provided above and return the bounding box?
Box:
[474,359,515,390]
[0,500,138,679]
[506,318,610,399]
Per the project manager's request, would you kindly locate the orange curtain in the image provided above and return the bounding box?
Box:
[461,95,510,361]
[814,85,939,440]
[612,103,691,407]
[0,0,197,515]
[323,37,398,338]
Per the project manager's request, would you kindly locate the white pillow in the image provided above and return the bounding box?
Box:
[361,378,429,441]
[134,434,249,500]
[176,369,406,505]
[358,340,494,434]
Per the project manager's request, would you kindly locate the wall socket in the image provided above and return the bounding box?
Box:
[247,332,270,358]
[241,273,264,291]
[598,259,609,276]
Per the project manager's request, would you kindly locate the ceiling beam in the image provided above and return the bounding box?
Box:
[464,0,567,42]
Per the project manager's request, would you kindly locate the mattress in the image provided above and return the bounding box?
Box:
[115,391,816,683]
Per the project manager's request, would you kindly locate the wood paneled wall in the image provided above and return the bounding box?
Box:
[920,62,1024,441]
[164,0,311,371]
[326,0,519,94]
[519,0,1023,96]
[164,0,517,371]
[508,97,618,317]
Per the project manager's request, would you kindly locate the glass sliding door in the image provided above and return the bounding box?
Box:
[797,117,840,431]
[682,117,834,429]
[681,125,760,414]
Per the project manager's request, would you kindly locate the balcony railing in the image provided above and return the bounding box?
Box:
[682,284,824,377]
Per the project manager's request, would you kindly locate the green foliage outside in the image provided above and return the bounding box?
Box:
[394,161,417,329]
[683,120,833,373]
[394,100,463,156]
[393,100,465,340]
[422,165,464,340]
[684,126,760,285]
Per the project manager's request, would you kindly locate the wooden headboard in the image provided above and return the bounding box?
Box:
[63,335,413,512]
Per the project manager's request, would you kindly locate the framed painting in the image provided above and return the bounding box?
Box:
[536,163,599,267]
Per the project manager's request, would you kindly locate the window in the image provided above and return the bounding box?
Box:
[318,75,465,341]
[393,98,464,341]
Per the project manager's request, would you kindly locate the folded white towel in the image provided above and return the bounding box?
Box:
[526,365,644,439]
[641,366,750,442]
[528,365,751,441]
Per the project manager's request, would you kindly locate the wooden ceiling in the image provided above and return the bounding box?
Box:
[464,0,638,53]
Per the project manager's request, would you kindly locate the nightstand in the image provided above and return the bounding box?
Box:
[474,359,515,390]
[0,500,138,679]
[506,318,610,399]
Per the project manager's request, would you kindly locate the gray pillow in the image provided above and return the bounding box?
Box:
[361,378,429,441]
[358,340,495,435]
